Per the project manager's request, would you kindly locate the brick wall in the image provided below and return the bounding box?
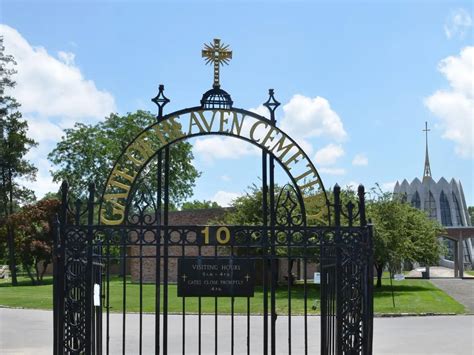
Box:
[128,208,318,283]
[129,208,227,283]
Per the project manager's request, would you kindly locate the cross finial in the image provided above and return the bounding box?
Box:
[202,38,232,89]
[263,89,280,122]
[422,121,432,180]
[151,84,170,120]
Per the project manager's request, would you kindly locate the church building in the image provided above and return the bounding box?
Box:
[393,122,473,272]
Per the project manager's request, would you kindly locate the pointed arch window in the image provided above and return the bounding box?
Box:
[452,192,464,226]
[440,191,452,226]
[411,191,421,209]
[424,191,437,219]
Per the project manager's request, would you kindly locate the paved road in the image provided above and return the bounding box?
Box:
[1,308,473,354]
[431,279,474,313]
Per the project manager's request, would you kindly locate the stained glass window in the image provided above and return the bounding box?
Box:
[411,191,421,209]
[452,192,464,226]
[440,191,452,226]
[424,191,437,219]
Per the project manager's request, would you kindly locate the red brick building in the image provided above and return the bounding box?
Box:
[129,208,318,284]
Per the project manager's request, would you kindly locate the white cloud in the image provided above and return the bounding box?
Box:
[1,25,117,199]
[192,105,266,163]
[352,153,368,166]
[211,191,241,207]
[26,117,64,143]
[192,96,345,163]
[314,144,344,166]
[194,136,259,164]
[1,24,116,123]
[221,175,231,182]
[249,104,269,118]
[444,8,472,39]
[57,51,75,66]
[280,94,347,143]
[425,46,474,159]
[19,158,60,199]
[319,167,346,176]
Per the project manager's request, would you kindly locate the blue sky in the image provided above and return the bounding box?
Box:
[1,0,473,206]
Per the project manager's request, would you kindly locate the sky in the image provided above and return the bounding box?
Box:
[1,0,473,207]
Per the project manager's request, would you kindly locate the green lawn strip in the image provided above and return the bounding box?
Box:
[465,270,474,276]
[374,279,465,314]
[0,276,465,314]
[0,277,53,309]
[106,280,320,314]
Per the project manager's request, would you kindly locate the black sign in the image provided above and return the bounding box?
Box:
[177,258,255,297]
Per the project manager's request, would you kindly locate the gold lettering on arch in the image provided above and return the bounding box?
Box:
[101,109,322,225]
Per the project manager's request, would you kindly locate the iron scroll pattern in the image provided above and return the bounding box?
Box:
[275,184,305,228]
[54,182,373,355]
[53,182,90,355]
[322,184,374,354]
[54,182,102,355]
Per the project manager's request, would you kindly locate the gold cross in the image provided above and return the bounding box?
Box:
[202,38,232,88]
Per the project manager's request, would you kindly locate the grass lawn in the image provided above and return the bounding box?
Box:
[0,276,465,315]
[465,270,474,276]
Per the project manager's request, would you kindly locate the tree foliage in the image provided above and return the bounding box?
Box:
[219,184,267,226]
[181,199,220,210]
[48,110,200,205]
[367,189,443,287]
[0,36,37,284]
[3,199,60,284]
[218,183,443,287]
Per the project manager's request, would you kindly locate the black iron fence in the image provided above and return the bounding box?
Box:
[53,183,373,355]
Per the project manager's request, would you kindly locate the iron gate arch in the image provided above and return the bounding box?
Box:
[53,45,373,355]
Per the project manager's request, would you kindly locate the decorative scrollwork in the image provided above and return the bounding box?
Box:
[126,181,158,226]
[276,184,305,227]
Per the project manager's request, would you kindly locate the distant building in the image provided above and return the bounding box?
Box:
[393,122,473,269]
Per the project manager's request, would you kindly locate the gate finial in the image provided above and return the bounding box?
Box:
[151,84,170,119]
[263,89,280,120]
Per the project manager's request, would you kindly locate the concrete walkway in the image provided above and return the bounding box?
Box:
[431,279,474,313]
[1,308,473,354]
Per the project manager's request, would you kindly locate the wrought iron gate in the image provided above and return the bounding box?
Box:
[53,183,373,355]
[53,38,373,355]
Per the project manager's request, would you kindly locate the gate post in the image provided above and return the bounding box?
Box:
[85,183,96,354]
[53,181,69,355]
[359,185,373,355]
[333,185,343,355]
[53,212,61,355]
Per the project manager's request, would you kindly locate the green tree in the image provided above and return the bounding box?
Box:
[367,189,443,287]
[218,184,324,280]
[48,111,200,205]
[220,183,443,288]
[468,206,473,225]
[181,199,220,210]
[7,199,60,284]
[0,36,37,285]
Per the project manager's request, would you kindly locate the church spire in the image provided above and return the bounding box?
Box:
[423,121,432,180]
